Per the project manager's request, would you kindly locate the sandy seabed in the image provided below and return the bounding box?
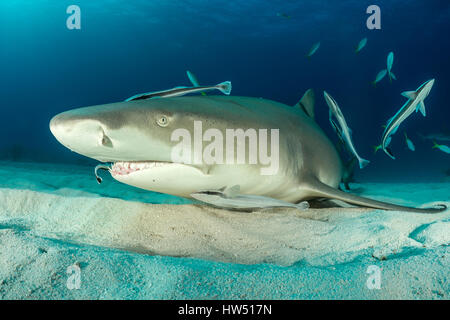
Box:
[0,161,448,299]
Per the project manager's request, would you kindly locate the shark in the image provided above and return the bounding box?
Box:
[49,90,446,213]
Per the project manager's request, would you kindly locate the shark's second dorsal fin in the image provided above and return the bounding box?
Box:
[295,89,315,119]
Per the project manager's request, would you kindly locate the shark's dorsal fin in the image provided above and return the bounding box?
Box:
[401,91,417,100]
[224,185,240,198]
[295,89,315,119]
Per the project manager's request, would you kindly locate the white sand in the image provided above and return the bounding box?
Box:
[0,161,448,299]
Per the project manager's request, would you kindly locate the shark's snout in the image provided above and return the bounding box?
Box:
[50,112,112,160]
[49,113,71,140]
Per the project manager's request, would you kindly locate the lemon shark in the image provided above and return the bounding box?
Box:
[50,90,446,213]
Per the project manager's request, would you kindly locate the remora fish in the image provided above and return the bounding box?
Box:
[376,79,435,159]
[433,142,450,154]
[186,70,206,96]
[387,52,397,82]
[324,91,370,169]
[125,81,231,101]
[355,38,367,54]
[49,89,446,213]
[404,132,415,151]
[276,12,291,19]
[372,69,387,87]
[306,42,320,58]
[191,185,310,211]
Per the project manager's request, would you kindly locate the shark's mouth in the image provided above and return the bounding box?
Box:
[110,161,174,176]
[94,161,177,183]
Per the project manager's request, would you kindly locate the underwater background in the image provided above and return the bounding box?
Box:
[1,0,449,182]
[0,0,449,300]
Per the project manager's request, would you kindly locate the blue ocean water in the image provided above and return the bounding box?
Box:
[1,0,449,183]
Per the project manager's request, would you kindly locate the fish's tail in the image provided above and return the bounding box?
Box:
[371,81,376,87]
[358,158,370,169]
[432,141,440,149]
[373,145,382,153]
[384,147,395,159]
[217,81,232,95]
[295,201,310,210]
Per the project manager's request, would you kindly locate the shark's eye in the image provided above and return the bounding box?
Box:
[157,115,169,127]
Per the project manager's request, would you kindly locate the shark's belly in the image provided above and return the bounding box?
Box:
[111,162,303,201]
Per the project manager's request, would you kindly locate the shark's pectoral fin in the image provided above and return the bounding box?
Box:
[304,179,447,213]
[295,89,315,119]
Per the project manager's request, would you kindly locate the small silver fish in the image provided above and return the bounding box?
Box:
[186,70,200,87]
[355,38,367,54]
[433,142,450,154]
[418,132,450,142]
[276,12,291,19]
[372,69,387,87]
[306,42,320,58]
[186,70,206,96]
[404,132,415,151]
[387,52,397,82]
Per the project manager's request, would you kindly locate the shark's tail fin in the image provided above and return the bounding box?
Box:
[306,179,447,214]
[217,81,232,95]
